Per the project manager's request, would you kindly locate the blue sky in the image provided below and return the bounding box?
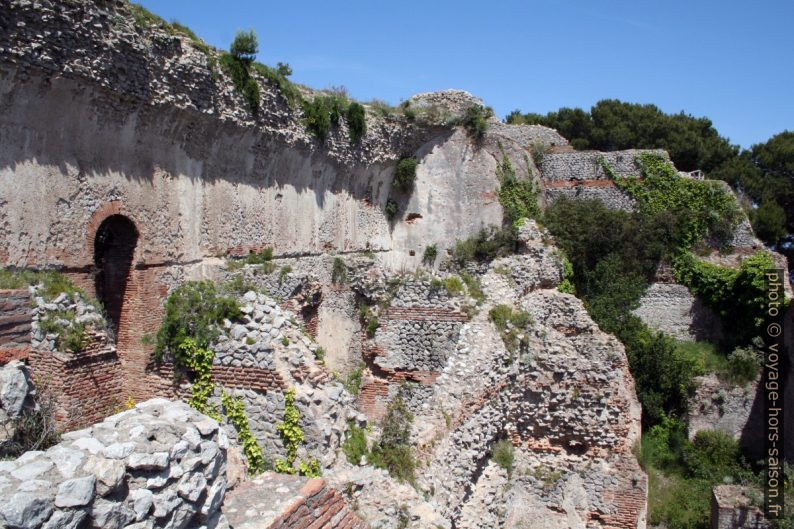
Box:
[138,0,793,148]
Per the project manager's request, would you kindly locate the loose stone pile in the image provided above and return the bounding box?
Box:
[0,399,229,529]
[29,287,111,353]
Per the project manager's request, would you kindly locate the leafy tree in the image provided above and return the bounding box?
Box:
[230,29,258,63]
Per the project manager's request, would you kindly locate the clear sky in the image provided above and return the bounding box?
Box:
[137,0,793,149]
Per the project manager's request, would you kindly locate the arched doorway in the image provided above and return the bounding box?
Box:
[94,215,138,336]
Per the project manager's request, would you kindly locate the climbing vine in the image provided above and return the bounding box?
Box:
[177,338,221,421]
[496,153,540,226]
[556,251,576,295]
[673,250,786,344]
[275,388,321,477]
[611,153,741,250]
[221,391,267,474]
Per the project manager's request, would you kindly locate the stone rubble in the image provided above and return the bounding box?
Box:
[0,399,229,529]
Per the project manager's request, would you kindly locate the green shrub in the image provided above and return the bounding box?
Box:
[393,157,418,193]
[223,275,257,295]
[230,29,258,62]
[422,244,438,266]
[725,340,762,384]
[331,257,348,284]
[459,105,493,139]
[370,397,416,485]
[0,269,82,301]
[342,420,369,465]
[492,439,515,477]
[460,272,486,304]
[276,62,292,77]
[127,2,166,28]
[155,281,241,360]
[489,304,532,354]
[673,250,781,346]
[385,199,399,220]
[442,276,464,296]
[496,154,540,224]
[347,102,367,143]
[302,94,351,141]
[219,52,260,113]
[452,226,517,267]
[613,153,741,249]
[360,305,379,338]
[543,197,703,426]
[250,62,303,108]
[343,364,365,396]
[683,430,745,481]
[279,265,292,283]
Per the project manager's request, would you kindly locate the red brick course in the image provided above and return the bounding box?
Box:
[27,334,122,431]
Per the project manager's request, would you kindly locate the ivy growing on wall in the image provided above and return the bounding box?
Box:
[275,389,321,477]
[177,338,221,421]
[221,391,267,474]
[611,153,741,250]
[496,153,540,226]
[673,250,786,345]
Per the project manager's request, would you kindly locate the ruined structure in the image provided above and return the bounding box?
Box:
[0,1,792,528]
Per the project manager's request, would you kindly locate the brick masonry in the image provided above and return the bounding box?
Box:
[0,289,32,362]
[27,332,122,431]
[223,473,367,529]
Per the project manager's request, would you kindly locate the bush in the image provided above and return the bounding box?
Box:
[460,105,493,139]
[343,364,365,396]
[492,439,515,477]
[0,269,82,300]
[496,154,540,224]
[250,62,303,108]
[725,340,762,384]
[230,29,258,62]
[489,304,532,354]
[155,281,241,360]
[385,199,399,220]
[302,96,335,141]
[673,250,782,346]
[422,245,437,266]
[342,420,369,465]
[370,397,416,485]
[346,102,367,143]
[331,257,348,284]
[683,430,745,481]
[219,52,260,113]
[393,157,418,193]
[452,226,517,267]
[459,271,486,304]
[0,383,59,458]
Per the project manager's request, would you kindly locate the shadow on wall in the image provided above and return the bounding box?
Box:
[94,214,138,336]
[0,69,452,212]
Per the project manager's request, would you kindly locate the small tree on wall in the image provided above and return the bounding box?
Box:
[230,29,258,63]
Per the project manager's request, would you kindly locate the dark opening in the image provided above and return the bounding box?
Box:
[94,215,138,336]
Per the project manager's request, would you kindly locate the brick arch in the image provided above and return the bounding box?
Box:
[85,201,144,263]
[93,214,138,336]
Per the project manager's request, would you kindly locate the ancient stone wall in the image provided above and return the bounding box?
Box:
[0,289,32,363]
[0,399,229,529]
[711,485,771,529]
[540,149,668,211]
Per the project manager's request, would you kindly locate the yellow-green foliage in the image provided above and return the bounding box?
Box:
[673,250,786,344]
[497,154,540,225]
[613,153,741,249]
[178,339,220,421]
[275,389,320,477]
[221,391,267,474]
